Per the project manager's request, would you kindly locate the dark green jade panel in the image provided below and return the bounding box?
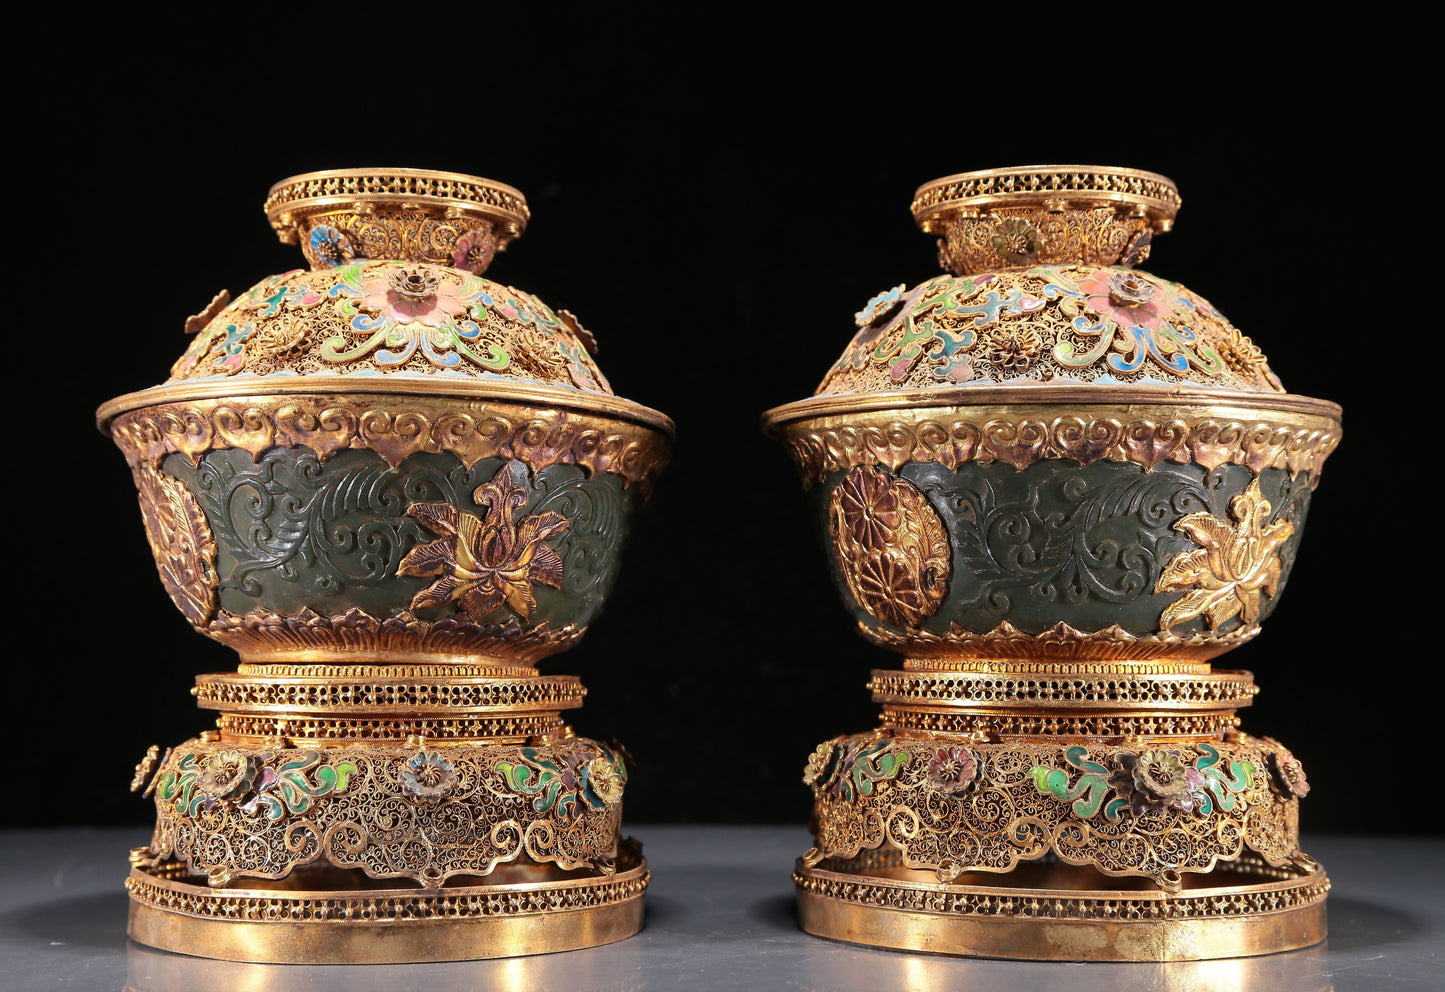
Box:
[815,458,1312,639]
[160,447,636,630]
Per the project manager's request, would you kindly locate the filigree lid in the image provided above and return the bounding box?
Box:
[100,169,671,436]
[807,166,1287,401]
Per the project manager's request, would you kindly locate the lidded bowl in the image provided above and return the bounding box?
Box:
[764,165,1340,665]
[98,168,673,669]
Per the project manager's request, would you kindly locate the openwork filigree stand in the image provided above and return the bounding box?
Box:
[123,667,647,963]
[765,166,1340,961]
[101,169,671,963]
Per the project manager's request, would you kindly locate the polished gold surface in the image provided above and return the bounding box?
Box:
[795,853,1327,961]
[127,852,648,964]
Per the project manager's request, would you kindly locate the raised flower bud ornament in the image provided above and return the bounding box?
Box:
[99,169,672,963]
[763,166,1341,961]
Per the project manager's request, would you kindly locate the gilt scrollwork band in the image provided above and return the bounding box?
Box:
[107,395,671,493]
[770,405,1340,487]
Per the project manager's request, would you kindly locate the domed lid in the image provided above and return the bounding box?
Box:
[99,168,671,435]
[805,166,1290,402]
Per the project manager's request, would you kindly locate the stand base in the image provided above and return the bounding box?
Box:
[795,851,1327,961]
[126,850,648,963]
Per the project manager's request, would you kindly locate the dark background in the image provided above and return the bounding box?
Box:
[19,18,1420,834]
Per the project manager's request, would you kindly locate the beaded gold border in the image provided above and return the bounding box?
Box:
[265,168,531,242]
[881,708,1241,739]
[869,668,1257,711]
[195,672,586,716]
[127,855,648,963]
[911,166,1181,233]
[216,712,566,744]
[794,852,1327,961]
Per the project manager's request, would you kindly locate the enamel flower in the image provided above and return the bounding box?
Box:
[926,746,979,795]
[453,225,496,274]
[308,225,355,268]
[197,750,259,799]
[990,218,1043,264]
[1079,270,1176,330]
[1267,746,1311,799]
[583,756,625,806]
[1110,749,1206,814]
[361,265,470,327]
[402,751,458,800]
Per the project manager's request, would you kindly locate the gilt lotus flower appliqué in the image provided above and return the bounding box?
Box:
[1155,476,1294,631]
[400,462,569,623]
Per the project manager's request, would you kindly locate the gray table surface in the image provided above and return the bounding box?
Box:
[1,827,1439,991]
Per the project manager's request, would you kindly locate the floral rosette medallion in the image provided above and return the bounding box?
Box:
[763,166,1341,961]
[99,169,672,963]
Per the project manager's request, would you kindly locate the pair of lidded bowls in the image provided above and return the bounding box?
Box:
[98,165,1340,673]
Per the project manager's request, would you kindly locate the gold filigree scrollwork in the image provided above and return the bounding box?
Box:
[943,207,1152,273]
[143,738,628,887]
[805,734,1299,888]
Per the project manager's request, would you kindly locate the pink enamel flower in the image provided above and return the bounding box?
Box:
[1079,270,1176,330]
[453,226,496,274]
[927,746,979,795]
[360,266,469,327]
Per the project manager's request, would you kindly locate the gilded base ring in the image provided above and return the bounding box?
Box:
[126,853,648,963]
[794,852,1326,962]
